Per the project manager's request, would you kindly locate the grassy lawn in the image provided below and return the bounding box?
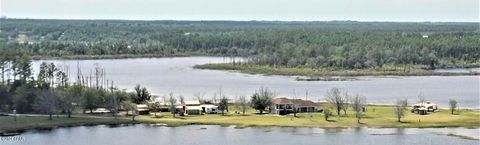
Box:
[1,105,478,132]
[136,105,480,128]
[194,63,479,77]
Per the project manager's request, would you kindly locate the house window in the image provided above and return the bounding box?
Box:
[286,104,293,109]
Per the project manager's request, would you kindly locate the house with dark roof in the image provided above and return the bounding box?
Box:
[271,97,317,115]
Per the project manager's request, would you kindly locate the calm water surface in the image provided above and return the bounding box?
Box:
[32,57,480,108]
[3,125,480,145]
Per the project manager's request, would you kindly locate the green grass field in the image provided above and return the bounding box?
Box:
[136,105,480,128]
[1,105,478,132]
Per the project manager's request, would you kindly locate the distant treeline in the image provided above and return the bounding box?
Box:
[1,19,479,69]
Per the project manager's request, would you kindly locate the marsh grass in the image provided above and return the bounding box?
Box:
[194,63,479,77]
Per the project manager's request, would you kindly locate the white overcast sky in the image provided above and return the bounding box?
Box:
[1,0,479,22]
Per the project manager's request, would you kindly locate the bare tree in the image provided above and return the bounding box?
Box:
[0,57,7,84]
[148,102,162,117]
[323,109,332,121]
[215,88,230,112]
[162,95,167,106]
[417,93,426,106]
[168,93,177,118]
[93,63,106,89]
[179,95,185,116]
[59,85,82,118]
[212,88,225,104]
[212,93,217,105]
[341,91,350,116]
[291,89,298,117]
[394,99,408,122]
[233,96,239,113]
[107,91,121,119]
[122,101,137,121]
[236,96,248,115]
[305,90,313,119]
[325,88,348,118]
[194,92,206,104]
[449,99,458,115]
[121,100,133,115]
[352,94,366,123]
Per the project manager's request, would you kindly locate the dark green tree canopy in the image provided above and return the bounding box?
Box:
[1,19,478,69]
[132,85,151,104]
[251,87,273,114]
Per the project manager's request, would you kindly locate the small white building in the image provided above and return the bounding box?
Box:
[177,100,203,115]
[136,104,150,115]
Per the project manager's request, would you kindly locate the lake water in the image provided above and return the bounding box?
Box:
[32,57,480,108]
[3,125,479,145]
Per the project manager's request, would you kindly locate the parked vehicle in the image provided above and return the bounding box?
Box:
[411,101,438,115]
[201,104,220,114]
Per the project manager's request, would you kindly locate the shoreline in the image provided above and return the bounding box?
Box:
[4,122,479,142]
[2,118,479,134]
[0,116,134,134]
[31,55,480,77]
[31,55,480,71]
[194,63,480,77]
[31,54,195,60]
[2,106,479,133]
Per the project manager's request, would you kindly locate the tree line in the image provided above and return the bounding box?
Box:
[0,55,154,119]
[1,19,478,69]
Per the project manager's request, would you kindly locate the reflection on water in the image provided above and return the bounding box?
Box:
[32,57,480,108]
[4,125,479,145]
[324,128,345,134]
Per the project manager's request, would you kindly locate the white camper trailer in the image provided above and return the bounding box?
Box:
[411,101,438,115]
[201,104,220,114]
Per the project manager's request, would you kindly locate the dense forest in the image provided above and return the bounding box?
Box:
[1,19,479,69]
